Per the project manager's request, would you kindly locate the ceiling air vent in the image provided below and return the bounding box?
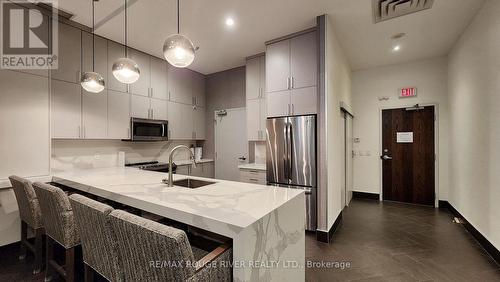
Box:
[372,0,434,23]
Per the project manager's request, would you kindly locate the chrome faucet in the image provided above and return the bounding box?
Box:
[168,145,196,187]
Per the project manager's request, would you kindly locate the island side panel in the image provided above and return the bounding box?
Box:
[233,192,305,282]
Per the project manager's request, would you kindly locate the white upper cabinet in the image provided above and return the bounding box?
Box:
[150,57,168,100]
[192,72,205,107]
[151,98,168,120]
[128,49,151,97]
[168,66,192,105]
[82,32,107,83]
[265,31,318,117]
[107,41,127,93]
[266,90,290,117]
[130,94,151,119]
[0,70,50,179]
[194,107,205,140]
[107,90,131,139]
[291,86,317,116]
[290,32,317,89]
[246,55,267,140]
[52,23,81,83]
[82,89,107,139]
[168,102,193,139]
[246,99,260,140]
[246,57,261,100]
[51,79,81,139]
[266,40,290,93]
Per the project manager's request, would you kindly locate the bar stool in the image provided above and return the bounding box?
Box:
[109,209,233,282]
[33,182,80,282]
[8,176,45,274]
[68,194,123,282]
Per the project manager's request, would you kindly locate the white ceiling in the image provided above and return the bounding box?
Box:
[57,0,485,74]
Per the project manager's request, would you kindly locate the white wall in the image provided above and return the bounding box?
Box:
[325,15,352,230]
[352,58,450,200]
[448,0,500,250]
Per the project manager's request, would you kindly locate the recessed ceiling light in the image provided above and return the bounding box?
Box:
[393,45,401,52]
[225,17,235,27]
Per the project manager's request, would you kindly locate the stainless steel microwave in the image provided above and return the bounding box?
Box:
[128,118,168,141]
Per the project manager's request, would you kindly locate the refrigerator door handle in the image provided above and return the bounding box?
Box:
[288,122,293,183]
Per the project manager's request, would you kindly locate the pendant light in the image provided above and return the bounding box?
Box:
[80,0,105,93]
[112,0,140,84]
[163,0,196,68]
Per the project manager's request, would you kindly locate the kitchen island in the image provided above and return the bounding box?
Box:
[52,167,305,282]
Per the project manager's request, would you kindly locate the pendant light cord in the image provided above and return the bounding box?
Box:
[177,0,180,34]
[92,0,95,71]
[125,0,128,57]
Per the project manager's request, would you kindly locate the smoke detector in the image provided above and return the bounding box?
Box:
[373,0,434,23]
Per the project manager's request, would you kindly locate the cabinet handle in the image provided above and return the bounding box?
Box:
[291,77,294,89]
[151,87,154,98]
[292,104,294,115]
[249,178,259,182]
[286,77,290,90]
[168,91,171,100]
[77,71,81,83]
[83,126,86,139]
[288,104,291,115]
[78,126,81,139]
[128,128,130,138]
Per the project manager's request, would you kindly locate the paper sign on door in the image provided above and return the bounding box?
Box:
[397,132,413,143]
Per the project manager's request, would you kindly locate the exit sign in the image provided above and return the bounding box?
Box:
[399,87,417,98]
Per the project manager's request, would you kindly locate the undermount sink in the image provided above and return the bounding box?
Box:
[166,178,216,189]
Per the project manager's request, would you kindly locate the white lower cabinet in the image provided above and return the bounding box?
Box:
[239,169,266,184]
[107,90,131,139]
[82,89,107,139]
[51,80,82,139]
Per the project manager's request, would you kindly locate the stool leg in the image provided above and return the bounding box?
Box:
[65,247,75,282]
[84,263,94,282]
[33,228,44,274]
[44,237,55,282]
[19,221,27,260]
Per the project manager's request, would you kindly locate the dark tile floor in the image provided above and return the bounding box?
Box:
[305,199,500,281]
[1,199,499,281]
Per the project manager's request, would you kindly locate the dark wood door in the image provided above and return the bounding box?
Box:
[382,106,435,206]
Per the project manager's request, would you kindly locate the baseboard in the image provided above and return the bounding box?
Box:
[352,191,380,201]
[440,200,500,265]
[316,212,342,243]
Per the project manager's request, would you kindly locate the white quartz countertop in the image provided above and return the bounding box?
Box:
[176,159,214,166]
[51,167,302,237]
[238,163,266,171]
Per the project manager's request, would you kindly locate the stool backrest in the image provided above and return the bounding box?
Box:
[69,194,123,282]
[9,176,42,229]
[33,182,79,248]
[109,210,196,282]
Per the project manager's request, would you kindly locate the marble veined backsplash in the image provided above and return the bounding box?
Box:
[51,139,196,173]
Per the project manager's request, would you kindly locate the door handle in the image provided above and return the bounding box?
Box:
[238,156,247,161]
[381,155,393,160]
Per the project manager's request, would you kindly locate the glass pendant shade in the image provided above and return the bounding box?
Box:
[81,71,105,93]
[112,57,140,84]
[163,34,195,68]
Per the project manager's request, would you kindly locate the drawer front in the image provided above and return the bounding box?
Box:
[239,170,266,184]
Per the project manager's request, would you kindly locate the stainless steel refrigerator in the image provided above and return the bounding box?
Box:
[266,115,317,231]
